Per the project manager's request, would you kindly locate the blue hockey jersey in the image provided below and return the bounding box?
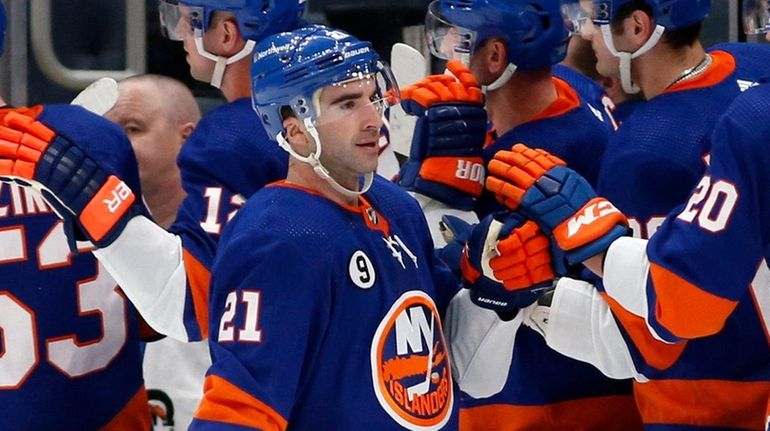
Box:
[169,98,288,340]
[476,76,610,216]
[0,105,151,430]
[595,45,770,429]
[190,177,460,430]
[464,77,641,430]
[553,64,618,131]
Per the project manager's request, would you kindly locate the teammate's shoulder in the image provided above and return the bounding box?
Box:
[365,175,423,217]
[708,41,770,57]
[200,97,254,120]
[189,98,269,143]
[553,64,604,101]
[226,184,350,241]
[720,84,770,136]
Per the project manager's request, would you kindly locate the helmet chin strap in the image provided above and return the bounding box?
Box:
[453,51,517,94]
[483,63,517,93]
[276,118,374,198]
[600,24,665,94]
[194,36,256,88]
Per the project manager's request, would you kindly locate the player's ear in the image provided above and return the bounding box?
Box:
[179,122,195,141]
[626,9,654,47]
[210,12,244,55]
[485,38,509,77]
[283,117,311,152]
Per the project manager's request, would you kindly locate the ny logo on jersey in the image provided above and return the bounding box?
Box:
[382,234,418,270]
[371,291,453,429]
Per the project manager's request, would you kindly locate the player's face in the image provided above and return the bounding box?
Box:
[581,19,620,78]
[105,81,185,202]
[179,6,220,83]
[314,79,384,187]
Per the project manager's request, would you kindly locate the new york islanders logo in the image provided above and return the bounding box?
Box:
[371,291,453,430]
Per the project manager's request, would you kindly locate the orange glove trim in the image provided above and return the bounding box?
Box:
[552,197,628,251]
[418,157,485,197]
[79,175,136,242]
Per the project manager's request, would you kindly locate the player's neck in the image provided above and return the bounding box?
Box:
[486,70,557,136]
[286,162,359,207]
[219,61,253,102]
[636,41,706,99]
[143,179,186,230]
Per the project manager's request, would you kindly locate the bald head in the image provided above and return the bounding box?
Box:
[118,74,201,125]
[105,74,200,228]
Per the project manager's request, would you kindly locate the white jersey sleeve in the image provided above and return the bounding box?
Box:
[93,216,190,341]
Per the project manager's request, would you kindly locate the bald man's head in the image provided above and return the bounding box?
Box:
[106,74,200,228]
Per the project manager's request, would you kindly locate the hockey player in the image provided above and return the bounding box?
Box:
[103,74,209,431]
[561,0,644,124]
[104,74,199,229]
[400,0,642,429]
[0,3,153,429]
[189,25,462,430]
[478,0,770,427]
[58,0,306,343]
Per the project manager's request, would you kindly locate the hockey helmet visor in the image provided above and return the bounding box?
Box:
[159,0,205,41]
[561,0,592,36]
[744,0,770,34]
[426,0,474,61]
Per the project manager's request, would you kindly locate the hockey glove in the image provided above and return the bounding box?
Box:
[436,214,474,275]
[397,60,487,210]
[460,211,555,313]
[486,144,628,270]
[0,111,145,248]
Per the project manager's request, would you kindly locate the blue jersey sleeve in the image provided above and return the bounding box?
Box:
[598,102,710,239]
[645,84,770,342]
[169,99,289,340]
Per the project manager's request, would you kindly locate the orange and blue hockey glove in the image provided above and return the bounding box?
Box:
[486,144,628,272]
[397,60,487,210]
[460,211,555,313]
[0,109,148,248]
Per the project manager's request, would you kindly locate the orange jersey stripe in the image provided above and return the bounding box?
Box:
[459,395,642,431]
[530,77,582,123]
[98,386,152,431]
[634,379,770,429]
[665,50,736,94]
[195,375,288,431]
[649,263,738,339]
[183,249,211,339]
[600,293,687,371]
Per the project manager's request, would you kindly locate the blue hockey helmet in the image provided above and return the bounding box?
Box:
[591,0,711,30]
[158,0,306,42]
[0,1,6,57]
[426,0,569,70]
[252,25,399,196]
